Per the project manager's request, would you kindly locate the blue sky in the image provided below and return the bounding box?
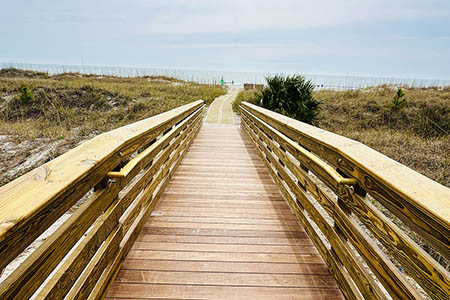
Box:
[1,0,450,79]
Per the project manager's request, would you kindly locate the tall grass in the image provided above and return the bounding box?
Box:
[234,86,450,187]
[0,69,225,140]
[317,86,450,187]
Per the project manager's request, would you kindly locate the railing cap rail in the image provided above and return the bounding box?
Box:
[0,100,204,243]
[241,101,450,227]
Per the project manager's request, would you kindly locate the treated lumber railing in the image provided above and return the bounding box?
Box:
[0,100,204,300]
[240,101,450,300]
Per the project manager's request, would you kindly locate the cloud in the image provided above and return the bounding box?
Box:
[3,0,450,34]
[125,0,450,35]
[0,0,449,78]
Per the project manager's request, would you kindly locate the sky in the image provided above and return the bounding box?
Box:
[1,0,450,79]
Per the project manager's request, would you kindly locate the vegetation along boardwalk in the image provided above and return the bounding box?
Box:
[1,87,448,300]
[106,90,343,299]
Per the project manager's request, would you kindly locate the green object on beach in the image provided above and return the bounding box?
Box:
[221,78,224,86]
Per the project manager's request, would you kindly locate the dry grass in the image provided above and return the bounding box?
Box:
[0,69,225,186]
[317,86,450,187]
[234,86,450,187]
[232,89,259,112]
[0,68,225,140]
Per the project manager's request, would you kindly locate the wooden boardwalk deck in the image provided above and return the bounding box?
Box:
[106,123,344,300]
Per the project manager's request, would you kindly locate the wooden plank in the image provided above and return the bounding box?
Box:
[106,284,343,300]
[147,210,299,220]
[143,221,303,232]
[145,216,301,225]
[120,259,330,274]
[130,241,318,254]
[65,226,123,300]
[160,192,284,201]
[135,234,311,245]
[115,269,337,287]
[156,202,293,210]
[141,227,307,238]
[151,206,293,214]
[35,195,123,299]
[0,182,120,300]
[126,250,324,264]
[340,186,450,299]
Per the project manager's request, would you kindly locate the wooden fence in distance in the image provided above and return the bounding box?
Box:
[240,101,450,300]
[0,100,204,300]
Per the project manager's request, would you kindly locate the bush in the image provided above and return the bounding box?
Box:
[19,86,33,104]
[392,88,407,110]
[258,75,321,125]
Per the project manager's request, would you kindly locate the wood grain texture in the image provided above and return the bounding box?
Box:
[242,115,388,300]
[0,182,120,300]
[241,102,450,300]
[0,101,204,300]
[106,123,343,300]
[0,100,204,271]
[242,118,363,300]
[241,102,450,263]
[91,114,202,300]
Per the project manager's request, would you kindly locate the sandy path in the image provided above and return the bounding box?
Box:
[206,86,242,124]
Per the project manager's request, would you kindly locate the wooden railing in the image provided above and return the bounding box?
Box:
[240,101,450,300]
[0,100,204,300]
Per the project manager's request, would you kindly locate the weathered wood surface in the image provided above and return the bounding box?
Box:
[106,124,344,300]
[240,102,450,300]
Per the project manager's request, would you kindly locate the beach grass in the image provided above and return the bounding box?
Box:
[0,68,225,140]
[234,86,450,187]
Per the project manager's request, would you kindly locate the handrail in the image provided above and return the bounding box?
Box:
[106,106,202,179]
[241,106,357,187]
[240,101,450,300]
[0,100,204,299]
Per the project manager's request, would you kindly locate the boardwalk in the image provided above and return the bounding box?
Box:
[106,91,343,299]
[0,87,448,300]
[205,86,241,124]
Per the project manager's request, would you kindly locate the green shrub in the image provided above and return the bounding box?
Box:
[19,86,33,104]
[258,75,321,125]
[232,90,258,112]
[392,88,407,110]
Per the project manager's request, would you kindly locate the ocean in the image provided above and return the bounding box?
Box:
[2,62,450,90]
